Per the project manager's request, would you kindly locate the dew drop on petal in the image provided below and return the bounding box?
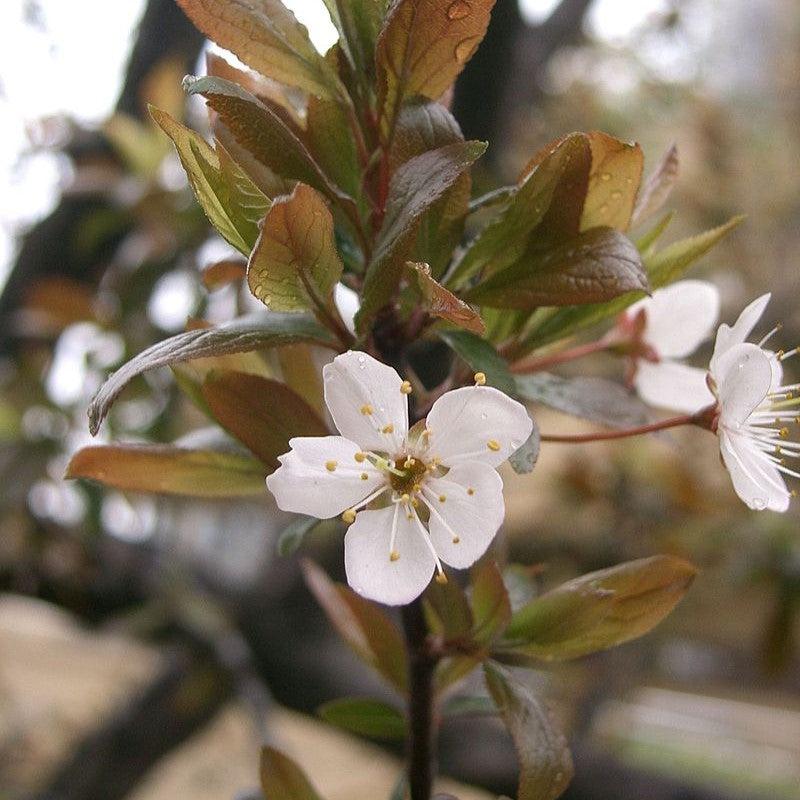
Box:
[446,0,471,19]
[753,496,767,510]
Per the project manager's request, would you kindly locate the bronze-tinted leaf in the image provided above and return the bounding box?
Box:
[202,371,328,469]
[499,556,697,661]
[322,0,385,76]
[408,262,484,334]
[390,100,464,168]
[150,106,269,255]
[470,560,511,645]
[356,140,486,331]
[65,443,266,497]
[260,747,324,800]
[466,227,647,309]
[201,259,247,290]
[484,663,573,800]
[176,0,339,98]
[247,183,344,313]
[302,560,408,692]
[424,572,473,638]
[631,143,679,227]
[580,132,643,232]
[185,76,353,208]
[88,313,333,435]
[376,0,496,137]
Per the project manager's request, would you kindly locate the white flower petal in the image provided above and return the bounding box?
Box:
[768,351,784,392]
[425,386,533,468]
[720,431,790,512]
[344,505,436,605]
[266,435,383,518]
[334,283,359,335]
[323,351,409,452]
[633,360,714,414]
[712,292,771,366]
[715,343,773,427]
[423,462,504,569]
[632,280,720,359]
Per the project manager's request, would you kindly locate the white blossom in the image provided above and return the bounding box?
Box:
[706,294,799,512]
[267,351,533,604]
[622,280,720,413]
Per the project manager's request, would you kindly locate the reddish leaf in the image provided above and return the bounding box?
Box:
[408,262,484,334]
[201,259,247,290]
[470,560,511,645]
[631,142,679,227]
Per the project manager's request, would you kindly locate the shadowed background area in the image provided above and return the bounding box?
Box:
[0,1,798,799]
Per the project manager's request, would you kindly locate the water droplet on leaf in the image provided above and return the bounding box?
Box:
[600,172,612,182]
[446,0,471,19]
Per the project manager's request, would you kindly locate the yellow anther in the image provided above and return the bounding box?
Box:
[467,487,475,496]
[400,493,410,503]
[390,550,400,562]
[411,497,419,508]
[325,460,338,472]
[452,536,460,544]
[778,349,785,358]
[400,380,413,395]
[788,392,794,400]
[382,423,395,434]
[361,472,369,480]
[342,509,356,524]
[422,429,432,439]
[360,404,373,415]
[407,513,414,520]
[438,494,446,503]
[791,490,798,498]
[435,572,448,584]
[474,372,486,386]
[487,439,501,452]
[780,427,790,439]
[412,483,422,493]
[354,452,367,463]
[404,457,416,468]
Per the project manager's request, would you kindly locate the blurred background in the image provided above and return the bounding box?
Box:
[0,1,799,799]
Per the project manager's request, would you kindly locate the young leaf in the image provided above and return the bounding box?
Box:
[65,443,266,497]
[390,100,465,168]
[442,693,497,718]
[322,0,384,76]
[408,262,484,334]
[356,141,486,331]
[635,210,675,256]
[318,697,407,740]
[150,106,269,255]
[508,424,541,475]
[484,662,573,800]
[88,313,333,435]
[260,747,325,800]
[424,573,473,637]
[302,560,408,692]
[449,134,592,286]
[580,132,643,232]
[184,76,353,208]
[515,373,650,430]
[466,227,647,309]
[522,216,743,348]
[201,259,247,290]
[201,371,329,469]
[631,143,679,227]
[437,329,516,395]
[376,0,495,137]
[499,556,697,661]
[175,0,340,99]
[277,515,321,556]
[247,183,344,313]
[471,560,512,645]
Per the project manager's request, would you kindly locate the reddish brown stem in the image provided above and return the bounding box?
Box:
[540,412,699,444]
[510,337,615,374]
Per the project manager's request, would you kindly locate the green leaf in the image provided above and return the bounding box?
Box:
[150,106,269,255]
[65,442,266,497]
[302,560,408,692]
[442,693,497,718]
[318,697,407,740]
[516,373,650,430]
[424,574,473,637]
[499,556,697,662]
[631,142,679,227]
[503,564,540,613]
[521,216,743,348]
[484,663,573,800]
[437,329,516,395]
[508,424,541,475]
[247,183,344,313]
[260,746,324,800]
[175,0,340,99]
[471,560,512,644]
[322,0,384,76]
[390,100,465,168]
[277,515,321,556]
[88,313,333,435]
[465,227,648,309]
[407,262,484,334]
[376,0,495,137]
[184,76,353,209]
[356,141,486,331]
[635,210,675,256]
[201,370,329,469]
[580,132,643,232]
[450,134,591,287]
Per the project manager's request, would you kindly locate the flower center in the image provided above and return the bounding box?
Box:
[388,454,429,494]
